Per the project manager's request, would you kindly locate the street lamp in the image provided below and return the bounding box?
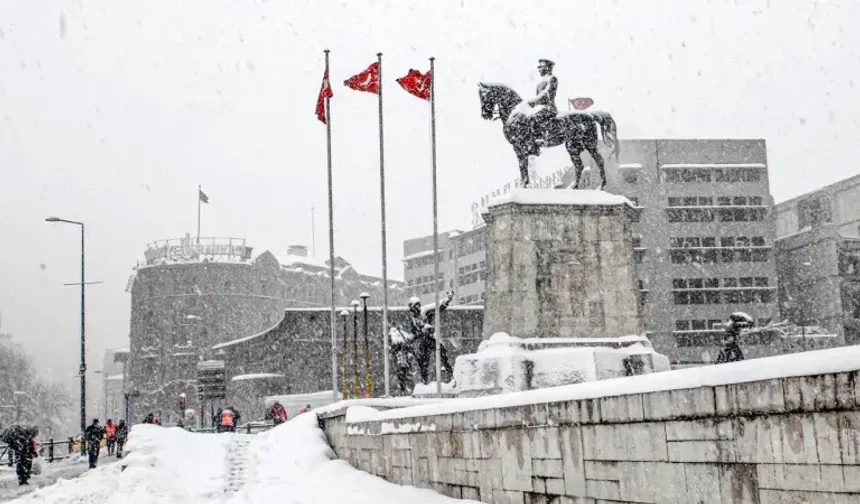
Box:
[351,300,360,398]
[45,216,87,452]
[799,261,813,351]
[93,370,109,420]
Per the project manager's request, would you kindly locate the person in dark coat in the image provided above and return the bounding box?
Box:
[84,419,104,469]
[715,312,753,364]
[1,425,39,485]
[115,420,129,459]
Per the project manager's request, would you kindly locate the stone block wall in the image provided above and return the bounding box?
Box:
[482,193,642,341]
[320,371,860,503]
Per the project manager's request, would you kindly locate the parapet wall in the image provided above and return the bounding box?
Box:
[319,347,860,503]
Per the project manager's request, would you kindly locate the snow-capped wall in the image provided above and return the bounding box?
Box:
[453,333,670,398]
[319,345,860,503]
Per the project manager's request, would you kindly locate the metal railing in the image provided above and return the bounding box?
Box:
[1,437,80,465]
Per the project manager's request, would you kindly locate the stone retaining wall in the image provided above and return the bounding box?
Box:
[319,370,860,503]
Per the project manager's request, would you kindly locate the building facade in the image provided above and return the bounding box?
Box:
[775,173,860,239]
[403,139,782,365]
[124,236,405,420]
[212,306,484,417]
[775,174,860,347]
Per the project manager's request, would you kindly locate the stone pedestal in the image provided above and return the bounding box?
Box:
[482,189,642,340]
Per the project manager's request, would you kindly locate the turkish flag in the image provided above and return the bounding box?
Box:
[570,97,594,110]
[344,62,380,94]
[316,69,333,124]
[396,69,431,101]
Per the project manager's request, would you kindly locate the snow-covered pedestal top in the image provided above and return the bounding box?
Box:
[486,188,634,209]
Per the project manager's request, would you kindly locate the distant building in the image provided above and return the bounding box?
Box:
[775,173,860,239]
[403,139,782,366]
[775,174,860,346]
[211,306,484,415]
[124,235,405,420]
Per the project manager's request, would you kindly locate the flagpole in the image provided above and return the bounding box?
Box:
[324,49,338,403]
[196,185,202,244]
[376,52,391,397]
[311,206,316,258]
[429,56,443,397]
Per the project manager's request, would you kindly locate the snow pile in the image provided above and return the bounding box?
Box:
[453,333,670,398]
[487,188,634,208]
[345,405,382,423]
[11,418,477,504]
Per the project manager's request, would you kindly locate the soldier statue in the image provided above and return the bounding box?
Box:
[527,58,559,147]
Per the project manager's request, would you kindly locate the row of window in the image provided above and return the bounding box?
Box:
[663,167,764,184]
[407,272,444,287]
[404,251,450,269]
[673,277,770,289]
[670,236,767,248]
[667,207,767,223]
[459,293,485,305]
[668,196,764,207]
[674,318,771,332]
[458,261,485,275]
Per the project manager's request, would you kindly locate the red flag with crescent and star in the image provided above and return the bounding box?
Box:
[396,69,431,101]
[570,97,594,110]
[315,69,333,124]
[344,62,380,94]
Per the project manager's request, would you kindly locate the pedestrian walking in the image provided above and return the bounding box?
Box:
[115,420,128,459]
[85,419,104,469]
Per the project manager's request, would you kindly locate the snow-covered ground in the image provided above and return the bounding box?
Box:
[8,414,477,504]
[0,455,92,503]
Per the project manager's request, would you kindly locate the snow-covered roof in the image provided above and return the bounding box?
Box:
[487,188,634,208]
[231,373,285,382]
[402,249,436,262]
[276,254,330,270]
[618,163,643,169]
[107,374,124,381]
[211,317,284,350]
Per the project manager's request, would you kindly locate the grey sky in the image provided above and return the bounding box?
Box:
[1,0,858,383]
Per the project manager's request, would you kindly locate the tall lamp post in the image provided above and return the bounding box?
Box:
[45,216,87,453]
[360,293,371,398]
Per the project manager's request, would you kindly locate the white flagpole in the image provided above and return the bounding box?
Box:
[324,49,338,402]
[429,56,442,397]
[377,52,391,397]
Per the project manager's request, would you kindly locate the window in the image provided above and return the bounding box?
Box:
[622,170,638,183]
[798,196,833,229]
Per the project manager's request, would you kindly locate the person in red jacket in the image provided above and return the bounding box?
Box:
[269,401,287,425]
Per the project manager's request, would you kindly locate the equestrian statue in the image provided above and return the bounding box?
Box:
[478,59,619,189]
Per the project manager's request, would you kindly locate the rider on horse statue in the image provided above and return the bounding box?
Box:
[527,59,558,148]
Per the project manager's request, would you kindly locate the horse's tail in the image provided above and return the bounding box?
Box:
[593,112,620,161]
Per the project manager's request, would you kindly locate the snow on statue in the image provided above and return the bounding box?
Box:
[477,59,619,189]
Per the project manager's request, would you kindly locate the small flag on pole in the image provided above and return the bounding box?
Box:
[569,97,594,110]
[396,69,432,101]
[199,189,209,204]
[316,69,334,124]
[344,62,380,94]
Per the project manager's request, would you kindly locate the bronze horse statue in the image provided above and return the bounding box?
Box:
[478,82,619,189]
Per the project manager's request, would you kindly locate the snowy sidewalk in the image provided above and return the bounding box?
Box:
[7,415,478,503]
[0,456,93,503]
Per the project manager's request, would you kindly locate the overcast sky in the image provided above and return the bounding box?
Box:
[1,0,858,383]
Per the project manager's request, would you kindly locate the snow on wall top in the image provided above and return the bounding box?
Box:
[361,345,860,423]
[231,373,285,381]
[487,189,633,209]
